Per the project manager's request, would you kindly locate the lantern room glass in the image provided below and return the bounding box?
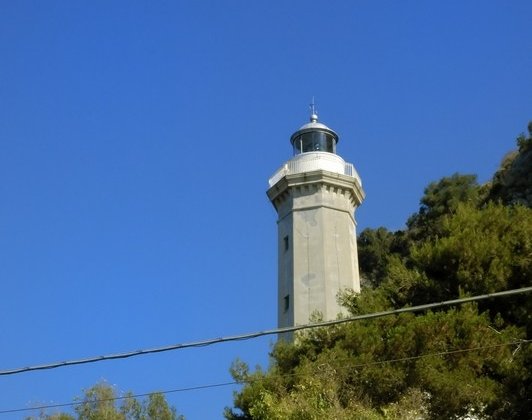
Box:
[292,131,336,155]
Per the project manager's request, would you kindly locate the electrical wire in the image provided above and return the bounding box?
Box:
[1,286,530,377]
[0,382,237,415]
[1,339,529,415]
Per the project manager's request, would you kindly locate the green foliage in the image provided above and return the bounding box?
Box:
[411,202,531,298]
[357,227,396,286]
[75,383,121,420]
[27,382,183,420]
[407,173,483,240]
[226,306,525,419]
[32,414,75,420]
[488,121,532,207]
[360,202,532,320]
[146,393,178,420]
[227,121,532,419]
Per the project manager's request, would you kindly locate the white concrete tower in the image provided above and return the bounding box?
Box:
[267,106,365,332]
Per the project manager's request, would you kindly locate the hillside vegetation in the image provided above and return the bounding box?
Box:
[225,123,532,419]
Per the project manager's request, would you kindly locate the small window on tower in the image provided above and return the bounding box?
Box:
[283,235,289,251]
[283,294,290,312]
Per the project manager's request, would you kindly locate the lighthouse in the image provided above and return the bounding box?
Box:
[267,106,365,333]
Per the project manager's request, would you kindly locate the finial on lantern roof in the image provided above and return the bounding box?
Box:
[309,97,318,122]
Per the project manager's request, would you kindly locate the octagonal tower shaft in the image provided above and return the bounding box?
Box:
[267,114,365,334]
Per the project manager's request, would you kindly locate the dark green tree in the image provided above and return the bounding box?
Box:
[357,227,395,286]
[488,121,532,207]
[407,173,483,240]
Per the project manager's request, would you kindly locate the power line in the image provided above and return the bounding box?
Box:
[1,339,529,415]
[1,286,530,377]
[0,382,236,415]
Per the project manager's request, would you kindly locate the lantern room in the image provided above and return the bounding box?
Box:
[289,112,339,155]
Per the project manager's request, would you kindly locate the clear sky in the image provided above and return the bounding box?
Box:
[0,1,531,418]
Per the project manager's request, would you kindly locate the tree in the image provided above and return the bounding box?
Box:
[227,121,532,419]
[357,227,396,287]
[411,202,531,300]
[406,173,483,240]
[26,382,183,420]
[225,305,525,419]
[374,202,532,313]
[488,121,532,207]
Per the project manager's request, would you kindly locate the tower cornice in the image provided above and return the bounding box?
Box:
[267,169,365,215]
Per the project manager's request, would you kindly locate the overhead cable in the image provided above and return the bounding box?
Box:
[1,339,529,415]
[1,286,530,377]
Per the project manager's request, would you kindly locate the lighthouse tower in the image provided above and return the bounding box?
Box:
[267,107,365,332]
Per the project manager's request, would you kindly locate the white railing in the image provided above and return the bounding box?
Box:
[268,152,362,187]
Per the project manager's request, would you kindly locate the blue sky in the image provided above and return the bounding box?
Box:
[0,1,531,418]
